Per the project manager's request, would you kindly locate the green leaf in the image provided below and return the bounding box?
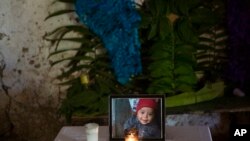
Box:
[51,56,94,66]
[151,40,172,50]
[148,60,172,71]
[49,47,94,58]
[68,91,99,108]
[47,37,90,43]
[155,0,168,17]
[95,77,112,94]
[176,0,189,15]
[176,19,199,44]
[159,17,171,39]
[45,25,90,37]
[148,23,157,40]
[140,13,152,28]
[147,0,157,16]
[150,67,173,78]
[174,0,201,15]
[57,65,92,79]
[45,10,75,20]
[175,54,196,65]
[147,79,173,94]
[53,0,75,4]
[175,75,197,85]
[174,65,194,75]
[48,48,80,57]
[176,83,194,92]
[175,43,195,51]
[151,50,171,60]
[98,96,109,113]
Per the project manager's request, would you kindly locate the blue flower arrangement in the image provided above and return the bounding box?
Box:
[75,0,142,84]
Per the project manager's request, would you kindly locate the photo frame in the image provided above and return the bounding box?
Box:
[109,94,165,141]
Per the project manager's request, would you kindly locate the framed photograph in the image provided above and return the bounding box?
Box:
[109,94,165,141]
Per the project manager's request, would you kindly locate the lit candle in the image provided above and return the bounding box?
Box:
[125,134,138,141]
[124,128,139,141]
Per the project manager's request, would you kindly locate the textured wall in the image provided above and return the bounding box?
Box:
[0,0,75,140]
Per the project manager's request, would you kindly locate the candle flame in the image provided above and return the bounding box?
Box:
[125,128,139,141]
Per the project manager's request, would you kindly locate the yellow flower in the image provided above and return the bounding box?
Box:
[167,13,179,24]
[80,73,89,85]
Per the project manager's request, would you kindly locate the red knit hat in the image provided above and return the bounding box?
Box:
[136,98,157,113]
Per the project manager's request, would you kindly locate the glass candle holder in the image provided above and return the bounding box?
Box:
[124,128,139,141]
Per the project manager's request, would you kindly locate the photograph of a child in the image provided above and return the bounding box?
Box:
[110,95,165,140]
[124,98,161,138]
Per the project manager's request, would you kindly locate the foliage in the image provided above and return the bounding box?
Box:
[195,26,228,83]
[138,0,223,95]
[44,0,227,122]
[166,81,224,107]
[45,0,126,123]
[195,0,228,83]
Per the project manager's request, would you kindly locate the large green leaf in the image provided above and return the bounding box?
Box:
[174,65,194,75]
[148,23,157,40]
[159,17,171,39]
[176,19,199,44]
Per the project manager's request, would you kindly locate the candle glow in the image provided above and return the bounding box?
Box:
[125,134,138,141]
[125,128,139,141]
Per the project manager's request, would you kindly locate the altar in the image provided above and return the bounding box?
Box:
[54,125,212,141]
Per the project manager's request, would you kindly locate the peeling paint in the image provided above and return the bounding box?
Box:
[34,64,41,68]
[0,33,6,40]
[22,47,29,53]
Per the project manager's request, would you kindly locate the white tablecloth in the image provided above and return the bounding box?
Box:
[54,126,212,141]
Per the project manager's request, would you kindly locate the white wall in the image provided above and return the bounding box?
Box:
[0,0,75,140]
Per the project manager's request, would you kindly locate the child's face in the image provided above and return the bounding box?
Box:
[136,107,154,125]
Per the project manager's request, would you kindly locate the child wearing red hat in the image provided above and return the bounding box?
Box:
[123,98,161,138]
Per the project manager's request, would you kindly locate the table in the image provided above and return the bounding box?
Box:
[54,126,212,141]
